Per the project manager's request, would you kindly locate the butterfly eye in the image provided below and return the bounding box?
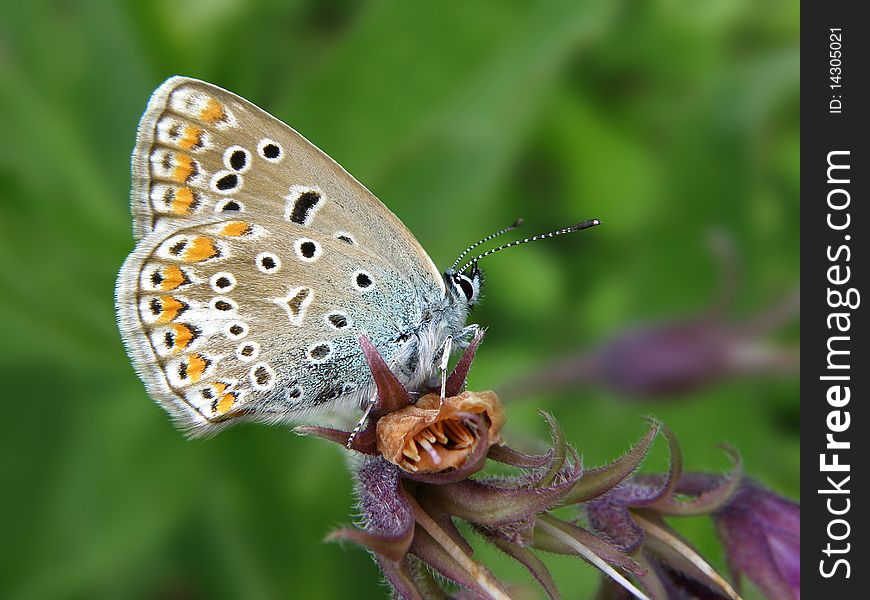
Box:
[454,275,475,302]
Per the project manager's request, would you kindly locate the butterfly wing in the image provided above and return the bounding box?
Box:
[119,76,452,435]
[130,76,443,293]
[117,215,438,435]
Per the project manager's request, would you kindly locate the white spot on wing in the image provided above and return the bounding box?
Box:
[210,272,237,293]
[307,341,333,364]
[209,296,238,313]
[256,252,281,273]
[168,88,237,128]
[215,198,245,213]
[236,341,260,362]
[272,286,313,326]
[223,145,252,172]
[224,321,249,340]
[325,311,351,330]
[293,238,322,263]
[283,384,304,403]
[210,170,243,194]
[284,185,324,226]
[249,362,276,391]
[257,138,283,162]
[155,116,211,151]
[351,269,374,292]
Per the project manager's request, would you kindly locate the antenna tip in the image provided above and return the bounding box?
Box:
[573,218,602,230]
[512,217,524,228]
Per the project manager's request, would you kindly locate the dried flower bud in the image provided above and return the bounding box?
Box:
[377,391,505,474]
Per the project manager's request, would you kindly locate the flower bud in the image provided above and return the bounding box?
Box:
[377,391,505,474]
[713,480,800,600]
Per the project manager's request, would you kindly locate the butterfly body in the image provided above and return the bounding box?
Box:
[116,77,479,436]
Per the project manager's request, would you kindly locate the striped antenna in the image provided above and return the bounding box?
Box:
[450,218,524,271]
[457,219,601,274]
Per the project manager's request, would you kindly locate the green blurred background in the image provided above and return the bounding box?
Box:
[0,1,798,598]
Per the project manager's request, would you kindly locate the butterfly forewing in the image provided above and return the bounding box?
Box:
[131,77,443,292]
[119,77,450,435]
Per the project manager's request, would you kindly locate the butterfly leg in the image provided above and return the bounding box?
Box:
[439,335,454,401]
[455,324,480,349]
[346,394,377,449]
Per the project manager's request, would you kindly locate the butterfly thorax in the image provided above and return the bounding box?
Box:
[390,282,475,391]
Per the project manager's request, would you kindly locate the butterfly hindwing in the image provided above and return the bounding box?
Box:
[117,215,440,435]
[131,76,444,294]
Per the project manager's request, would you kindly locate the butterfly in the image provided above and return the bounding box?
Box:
[116,76,598,436]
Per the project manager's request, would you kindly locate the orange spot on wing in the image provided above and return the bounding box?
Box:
[179,126,204,150]
[183,237,219,262]
[200,98,226,124]
[187,354,208,382]
[172,154,196,183]
[159,265,187,290]
[170,323,196,352]
[214,392,237,416]
[157,296,186,323]
[220,221,253,237]
[169,187,197,214]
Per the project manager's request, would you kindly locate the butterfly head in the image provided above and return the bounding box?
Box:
[444,263,484,309]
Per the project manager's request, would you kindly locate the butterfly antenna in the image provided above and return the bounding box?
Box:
[450,218,524,271]
[458,219,601,274]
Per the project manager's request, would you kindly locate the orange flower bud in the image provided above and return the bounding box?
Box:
[376,391,505,474]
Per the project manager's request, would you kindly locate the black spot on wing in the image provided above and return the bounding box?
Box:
[289,191,321,225]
